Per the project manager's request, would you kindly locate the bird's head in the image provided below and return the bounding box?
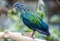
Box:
[13,2,24,11]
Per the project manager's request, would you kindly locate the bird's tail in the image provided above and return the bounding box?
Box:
[36,29,50,36]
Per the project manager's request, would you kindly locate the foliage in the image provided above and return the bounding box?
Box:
[36,0,46,20]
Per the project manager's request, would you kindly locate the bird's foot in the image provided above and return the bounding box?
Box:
[31,36,35,39]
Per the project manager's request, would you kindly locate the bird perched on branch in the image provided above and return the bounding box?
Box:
[13,2,50,38]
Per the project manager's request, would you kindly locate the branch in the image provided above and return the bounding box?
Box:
[0,32,4,39]
[0,30,46,41]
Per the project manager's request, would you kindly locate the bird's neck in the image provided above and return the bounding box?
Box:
[19,8,26,17]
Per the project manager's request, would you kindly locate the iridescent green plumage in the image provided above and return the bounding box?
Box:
[13,2,50,38]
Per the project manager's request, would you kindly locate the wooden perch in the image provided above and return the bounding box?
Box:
[0,30,46,41]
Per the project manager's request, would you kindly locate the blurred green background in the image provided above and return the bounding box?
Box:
[0,0,60,41]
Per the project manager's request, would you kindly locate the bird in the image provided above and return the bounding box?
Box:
[13,2,50,38]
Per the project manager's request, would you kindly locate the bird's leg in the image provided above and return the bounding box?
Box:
[31,31,35,39]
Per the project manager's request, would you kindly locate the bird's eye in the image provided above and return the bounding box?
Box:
[18,6,20,8]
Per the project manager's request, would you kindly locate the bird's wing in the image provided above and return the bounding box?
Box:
[25,13,41,25]
[37,16,49,29]
[24,12,49,31]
